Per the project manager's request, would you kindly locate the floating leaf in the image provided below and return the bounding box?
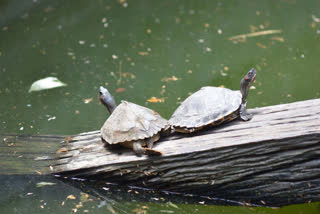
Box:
[29,77,67,92]
[147,97,165,103]
[36,182,56,187]
[161,76,179,82]
[116,88,126,93]
[121,72,136,79]
[67,195,76,200]
[270,36,285,42]
[138,51,149,56]
[83,98,93,104]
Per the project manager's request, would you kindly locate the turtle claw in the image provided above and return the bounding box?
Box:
[145,148,163,156]
[240,113,253,121]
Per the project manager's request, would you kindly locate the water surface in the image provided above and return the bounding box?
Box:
[1,0,320,213]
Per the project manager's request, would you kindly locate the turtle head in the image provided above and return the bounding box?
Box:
[240,68,256,104]
[99,86,117,114]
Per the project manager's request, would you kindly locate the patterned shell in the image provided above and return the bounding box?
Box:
[169,87,242,128]
[101,101,168,144]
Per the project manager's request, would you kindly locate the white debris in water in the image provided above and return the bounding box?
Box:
[28,77,67,92]
[48,116,56,121]
[220,70,228,76]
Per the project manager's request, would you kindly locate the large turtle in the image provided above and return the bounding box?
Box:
[99,86,168,156]
[169,68,256,133]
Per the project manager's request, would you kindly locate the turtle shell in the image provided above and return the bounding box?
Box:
[101,101,168,144]
[169,86,242,129]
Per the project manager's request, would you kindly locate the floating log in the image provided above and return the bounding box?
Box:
[51,99,320,206]
[0,134,64,175]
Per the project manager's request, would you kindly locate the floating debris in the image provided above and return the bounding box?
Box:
[67,195,76,200]
[83,98,93,104]
[29,77,67,92]
[228,29,282,41]
[312,15,320,23]
[256,42,267,49]
[36,182,56,187]
[270,36,285,42]
[138,51,149,56]
[147,97,165,103]
[161,76,179,82]
[116,88,126,93]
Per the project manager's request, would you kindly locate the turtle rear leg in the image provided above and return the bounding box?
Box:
[132,140,162,156]
[239,103,253,121]
[146,133,160,149]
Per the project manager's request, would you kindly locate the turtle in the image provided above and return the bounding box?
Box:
[99,86,168,156]
[169,68,256,133]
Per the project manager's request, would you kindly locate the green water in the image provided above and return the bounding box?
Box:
[1,0,320,213]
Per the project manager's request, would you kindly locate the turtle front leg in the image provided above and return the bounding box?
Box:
[132,141,145,156]
[239,103,252,121]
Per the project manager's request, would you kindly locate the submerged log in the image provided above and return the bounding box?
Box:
[52,99,320,206]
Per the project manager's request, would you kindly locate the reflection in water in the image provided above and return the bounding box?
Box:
[0,174,272,214]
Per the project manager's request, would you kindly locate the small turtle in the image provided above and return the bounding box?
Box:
[99,86,168,156]
[169,68,256,133]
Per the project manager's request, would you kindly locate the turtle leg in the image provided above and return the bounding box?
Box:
[132,140,162,156]
[239,103,252,121]
[146,137,154,149]
[132,141,145,156]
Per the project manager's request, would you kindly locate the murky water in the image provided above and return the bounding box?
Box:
[1,0,320,213]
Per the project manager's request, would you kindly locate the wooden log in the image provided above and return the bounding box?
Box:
[0,134,64,175]
[52,99,320,206]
